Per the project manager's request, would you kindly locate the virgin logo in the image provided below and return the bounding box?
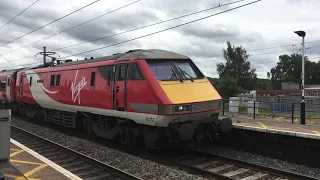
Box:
[71,70,87,104]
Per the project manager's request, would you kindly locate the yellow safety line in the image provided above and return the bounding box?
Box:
[3,174,21,179]
[3,174,40,180]
[297,127,320,135]
[10,148,22,151]
[22,164,48,178]
[258,123,268,129]
[10,159,43,165]
[10,149,25,157]
[312,131,320,135]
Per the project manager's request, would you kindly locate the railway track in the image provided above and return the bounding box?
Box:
[10,116,319,180]
[172,145,317,180]
[11,125,143,180]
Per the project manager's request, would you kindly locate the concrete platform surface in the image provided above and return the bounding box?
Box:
[0,140,81,180]
[232,116,320,140]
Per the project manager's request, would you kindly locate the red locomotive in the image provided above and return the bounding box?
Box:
[0,49,232,149]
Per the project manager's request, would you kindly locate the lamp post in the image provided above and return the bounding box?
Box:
[294,30,306,125]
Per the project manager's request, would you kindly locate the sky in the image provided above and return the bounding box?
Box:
[0,0,319,78]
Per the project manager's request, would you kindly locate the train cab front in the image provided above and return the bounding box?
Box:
[144,58,232,148]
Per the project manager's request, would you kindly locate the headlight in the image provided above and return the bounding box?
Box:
[174,104,191,113]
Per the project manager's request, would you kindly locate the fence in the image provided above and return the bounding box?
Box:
[221,98,320,125]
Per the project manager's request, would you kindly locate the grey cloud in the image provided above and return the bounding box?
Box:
[0,0,319,79]
[146,0,235,17]
[0,0,59,34]
[44,7,160,47]
[179,20,263,45]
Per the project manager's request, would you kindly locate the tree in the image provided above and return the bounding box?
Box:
[208,76,245,98]
[217,41,257,91]
[267,53,319,89]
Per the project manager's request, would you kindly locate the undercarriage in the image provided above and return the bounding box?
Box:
[11,103,233,149]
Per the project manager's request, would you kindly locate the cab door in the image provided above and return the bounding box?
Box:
[113,63,128,111]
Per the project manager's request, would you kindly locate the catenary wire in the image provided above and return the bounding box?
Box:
[57,0,262,59]
[0,0,142,56]
[0,0,102,48]
[0,0,41,31]
[2,0,244,60]
[248,39,320,52]
[1,0,261,69]
[48,0,245,52]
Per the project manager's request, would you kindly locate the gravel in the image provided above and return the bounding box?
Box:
[198,145,320,179]
[11,118,320,179]
[11,118,209,180]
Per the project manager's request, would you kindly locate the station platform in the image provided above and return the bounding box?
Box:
[0,139,80,180]
[231,116,320,140]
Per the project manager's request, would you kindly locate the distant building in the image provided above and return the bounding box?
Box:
[255,82,320,112]
[281,82,300,90]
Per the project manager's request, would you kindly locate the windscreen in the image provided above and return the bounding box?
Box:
[147,59,203,80]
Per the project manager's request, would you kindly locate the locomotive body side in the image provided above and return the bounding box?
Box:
[21,59,162,125]
[6,49,231,149]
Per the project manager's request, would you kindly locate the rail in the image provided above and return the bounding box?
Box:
[178,145,318,180]
[11,125,143,180]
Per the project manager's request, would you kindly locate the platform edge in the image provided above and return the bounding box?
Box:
[233,124,320,140]
[10,138,83,180]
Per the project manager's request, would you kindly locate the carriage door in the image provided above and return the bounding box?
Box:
[6,75,11,102]
[114,63,128,111]
[18,74,24,101]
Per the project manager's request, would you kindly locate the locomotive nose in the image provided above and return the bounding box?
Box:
[159,78,221,104]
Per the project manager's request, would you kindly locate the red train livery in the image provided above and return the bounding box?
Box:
[0,49,232,149]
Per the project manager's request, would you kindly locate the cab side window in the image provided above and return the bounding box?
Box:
[127,63,144,80]
[97,65,113,86]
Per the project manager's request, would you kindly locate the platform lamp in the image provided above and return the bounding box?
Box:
[294,30,306,125]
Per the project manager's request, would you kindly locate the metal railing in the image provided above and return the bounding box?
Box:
[221,98,320,125]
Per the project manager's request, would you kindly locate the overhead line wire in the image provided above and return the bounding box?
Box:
[0,0,142,56]
[57,0,263,59]
[2,0,261,68]
[2,0,246,63]
[0,0,41,31]
[0,0,102,48]
[49,0,245,52]
[248,40,320,52]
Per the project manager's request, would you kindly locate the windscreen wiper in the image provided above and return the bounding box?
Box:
[171,66,183,82]
[178,67,194,82]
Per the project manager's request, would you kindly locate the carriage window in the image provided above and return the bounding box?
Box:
[7,77,10,86]
[127,63,144,80]
[29,76,32,86]
[50,75,55,86]
[56,74,61,86]
[90,72,95,86]
[0,80,5,90]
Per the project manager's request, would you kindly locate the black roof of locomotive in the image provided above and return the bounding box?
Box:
[0,67,26,73]
[55,49,190,67]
